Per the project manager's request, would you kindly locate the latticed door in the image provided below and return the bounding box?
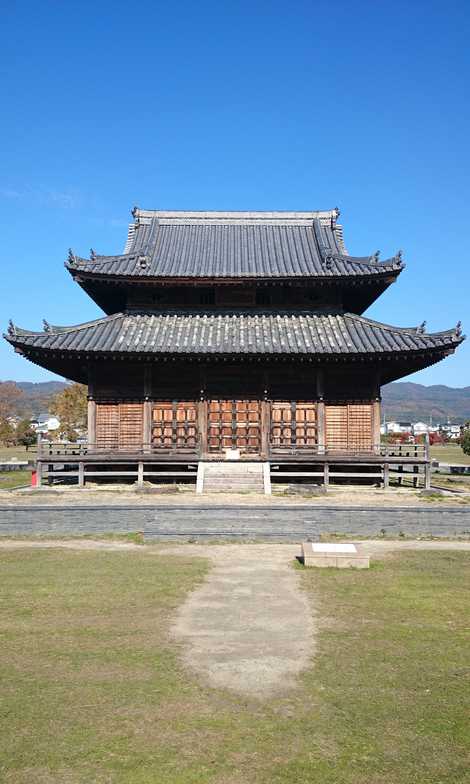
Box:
[270,402,317,451]
[151,402,198,451]
[325,403,373,451]
[119,403,143,449]
[208,400,261,454]
[95,402,143,450]
[96,403,119,448]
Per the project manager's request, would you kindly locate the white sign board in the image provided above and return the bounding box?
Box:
[311,543,357,554]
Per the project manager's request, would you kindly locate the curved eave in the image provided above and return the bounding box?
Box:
[5,312,464,358]
[66,262,404,284]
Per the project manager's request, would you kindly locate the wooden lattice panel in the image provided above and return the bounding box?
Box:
[118,403,143,448]
[325,404,373,451]
[96,403,119,448]
[96,403,143,449]
[152,402,198,450]
[270,402,317,449]
[208,400,260,453]
[347,404,373,450]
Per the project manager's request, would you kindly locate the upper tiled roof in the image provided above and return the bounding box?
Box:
[6,312,463,357]
[66,209,404,280]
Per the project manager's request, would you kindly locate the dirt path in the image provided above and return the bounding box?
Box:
[170,543,313,700]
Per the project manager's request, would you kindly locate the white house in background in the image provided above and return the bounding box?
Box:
[412,421,430,435]
[385,421,413,435]
[30,415,60,434]
[439,423,461,440]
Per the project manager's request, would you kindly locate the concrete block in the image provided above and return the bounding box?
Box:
[302,542,370,569]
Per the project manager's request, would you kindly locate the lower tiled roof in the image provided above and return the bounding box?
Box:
[5,312,463,357]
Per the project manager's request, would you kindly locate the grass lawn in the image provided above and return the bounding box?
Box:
[430,443,470,465]
[0,469,32,490]
[0,445,36,461]
[1,548,469,783]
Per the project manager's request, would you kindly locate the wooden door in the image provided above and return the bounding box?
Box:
[95,402,143,450]
[119,403,143,449]
[295,403,317,446]
[325,403,373,451]
[347,404,373,450]
[270,402,317,451]
[208,400,261,454]
[152,402,198,451]
[96,403,119,448]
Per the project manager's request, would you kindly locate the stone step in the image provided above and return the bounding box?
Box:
[202,462,265,494]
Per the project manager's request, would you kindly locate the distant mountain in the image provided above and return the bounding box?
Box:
[4,379,470,424]
[4,380,70,419]
[381,382,470,424]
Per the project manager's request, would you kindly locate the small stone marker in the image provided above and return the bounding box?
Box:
[301,542,370,569]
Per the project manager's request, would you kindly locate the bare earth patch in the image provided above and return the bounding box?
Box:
[2,484,469,506]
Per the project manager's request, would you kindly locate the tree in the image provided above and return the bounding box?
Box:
[0,381,23,419]
[0,418,15,446]
[16,419,37,450]
[461,427,470,457]
[49,383,87,441]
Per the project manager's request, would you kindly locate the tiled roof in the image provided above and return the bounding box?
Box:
[66,210,404,280]
[6,313,463,357]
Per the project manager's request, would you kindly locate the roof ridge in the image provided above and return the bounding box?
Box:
[132,208,340,220]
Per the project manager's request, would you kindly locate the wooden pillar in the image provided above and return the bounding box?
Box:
[143,365,152,453]
[261,400,270,459]
[323,461,329,489]
[143,401,152,453]
[316,369,325,454]
[198,400,208,457]
[87,398,96,447]
[137,461,144,488]
[373,398,381,452]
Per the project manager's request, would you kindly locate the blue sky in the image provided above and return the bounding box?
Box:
[1,0,469,386]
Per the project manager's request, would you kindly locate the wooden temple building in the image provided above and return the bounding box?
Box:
[5,208,464,491]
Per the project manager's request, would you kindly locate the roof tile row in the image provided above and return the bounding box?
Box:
[6,312,462,357]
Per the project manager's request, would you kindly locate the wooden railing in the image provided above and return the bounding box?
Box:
[38,440,429,460]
